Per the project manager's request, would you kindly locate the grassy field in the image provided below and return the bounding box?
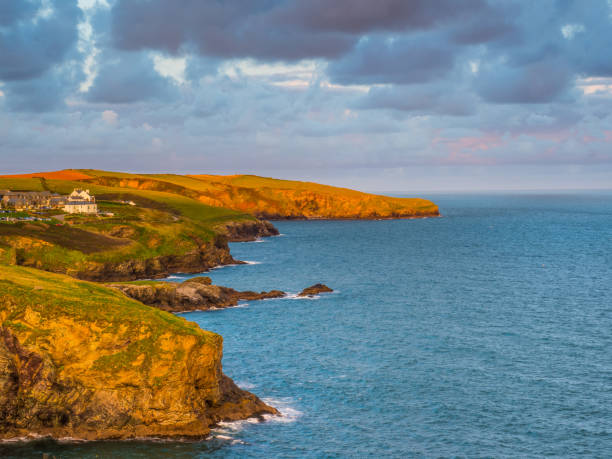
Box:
[0,264,217,374]
[0,175,257,276]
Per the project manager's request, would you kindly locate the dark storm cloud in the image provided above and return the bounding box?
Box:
[280,0,486,34]
[476,58,574,104]
[109,0,491,62]
[110,0,353,60]
[0,0,81,81]
[328,35,456,85]
[3,71,72,112]
[86,51,180,104]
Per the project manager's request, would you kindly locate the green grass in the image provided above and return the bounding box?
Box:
[0,178,46,191]
[0,265,219,373]
[0,176,257,274]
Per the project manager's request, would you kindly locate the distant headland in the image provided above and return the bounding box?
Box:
[0,169,439,219]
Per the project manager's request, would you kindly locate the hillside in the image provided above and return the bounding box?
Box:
[0,174,276,281]
[1,169,439,219]
[0,265,276,440]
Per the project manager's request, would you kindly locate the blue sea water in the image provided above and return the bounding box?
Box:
[3,192,612,458]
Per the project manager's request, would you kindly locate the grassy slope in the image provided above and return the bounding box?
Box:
[0,265,221,373]
[0,264,210,341]
[0,176,254,272]
[74,169,439,218]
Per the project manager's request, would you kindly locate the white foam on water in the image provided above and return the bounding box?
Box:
[244,260,262,265]
[262,397,303,424]
[212,397,301,434]
[214,434,234,441]
[210,263,241,271]
[214,417,262,434]
[235,380,257,390]
[283,293,320,300]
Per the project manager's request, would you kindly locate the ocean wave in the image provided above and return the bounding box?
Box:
[235,380,257,390]
[244,260,262,265]
[262,397,303,423]
[212,397,302,435]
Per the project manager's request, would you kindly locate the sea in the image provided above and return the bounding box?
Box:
[2,191,611,458]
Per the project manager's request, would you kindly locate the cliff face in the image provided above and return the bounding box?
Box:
[0,266,277,440]
[75,171,440,219]
[72,237,238,282]
[0,219,279,282]
[219,220,279,242]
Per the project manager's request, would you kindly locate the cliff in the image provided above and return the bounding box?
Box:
[0,192,277,281]
[0,265,277,440]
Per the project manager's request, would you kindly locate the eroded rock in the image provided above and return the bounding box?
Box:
[298,284,334,297]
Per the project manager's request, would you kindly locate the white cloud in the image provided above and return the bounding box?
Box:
[561,24,585,39]
[577,77,612,95]
[101,110,118,125]
[77,3,104,93]
[152,54,187,85]
[142,122,153,131]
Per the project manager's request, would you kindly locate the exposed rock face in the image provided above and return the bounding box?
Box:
[72,237,238,282]
[110,277,285,312]
[220,220,279,242]
[0,272,278,441]
[85,172,440,219]
[298,284,334,297]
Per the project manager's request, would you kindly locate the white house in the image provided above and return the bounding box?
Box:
[64,189,98,214]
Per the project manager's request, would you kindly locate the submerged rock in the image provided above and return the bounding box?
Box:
[298,284,334,297]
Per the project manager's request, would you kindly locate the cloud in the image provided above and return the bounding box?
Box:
[279,0,486,34]
[101,109,118,125]
[357,84,477,116]
[0,0,40,27]
[328,35,456,85]
[110,0,354,61]
[0,0,81,81]
[475,58,573,104]
[3,0,612,190]
[86,51,180,103]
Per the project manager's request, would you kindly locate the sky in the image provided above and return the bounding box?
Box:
[1,0,612,192]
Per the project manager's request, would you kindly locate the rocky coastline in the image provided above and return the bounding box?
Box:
[109,276,285,312]
[110,277,333,312]
[66,220,277,283]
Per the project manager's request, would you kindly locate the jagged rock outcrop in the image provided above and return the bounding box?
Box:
[298,284,334,297]
[219,220,279,242]
[0,267,278,441]
[109,277,285,312]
